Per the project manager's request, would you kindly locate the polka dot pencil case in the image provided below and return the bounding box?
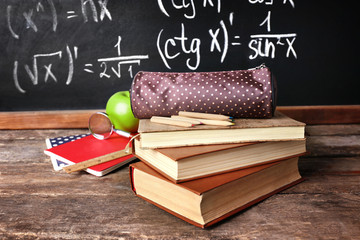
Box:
[130,64,277,119]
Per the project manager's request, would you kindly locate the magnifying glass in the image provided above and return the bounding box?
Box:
[89,112,132,140]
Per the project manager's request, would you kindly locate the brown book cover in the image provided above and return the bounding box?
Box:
[134,138,306,183]
[137,111,305,148]
[129,158,303,228]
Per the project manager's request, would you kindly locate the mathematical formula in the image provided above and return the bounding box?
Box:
[5,0,297,94]
[157,0,297,70]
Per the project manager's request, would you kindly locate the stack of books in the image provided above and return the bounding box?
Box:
[130,111,306,228]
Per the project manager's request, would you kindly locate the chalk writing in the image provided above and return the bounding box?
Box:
[80,0,112,22]
[7,0,58,38]
[209,18,233,63]
[247,0,297,59]
[157,0,221,19]
[248,0,295,8]
[6,0,111,40]
[13,45,77,93]
[157,23,201,70]
[249,33,297,59]
[96,36,149,79]
[156,0,297,70]
[7,6,19,39]
[6,0,297,94]
[8,1,148,93]
[260,11,271,32]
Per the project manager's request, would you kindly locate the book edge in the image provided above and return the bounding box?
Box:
[136,138,256,161]
[86,156,137,176]
[130,163,304,228]
[45,138,65,171]
[155,142,256,161]
[136,151,307,184]
[203,177,305,228]
[139,127,305,149]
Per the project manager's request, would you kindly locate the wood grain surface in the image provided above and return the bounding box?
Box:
[0,125,359,239]
[0,105,359,130]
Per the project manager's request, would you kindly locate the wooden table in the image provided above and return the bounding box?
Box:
[1,124,359,239]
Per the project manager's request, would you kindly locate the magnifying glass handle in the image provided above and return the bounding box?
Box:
[113,129,132,138]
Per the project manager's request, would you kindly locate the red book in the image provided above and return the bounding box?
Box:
[44,134,136,176]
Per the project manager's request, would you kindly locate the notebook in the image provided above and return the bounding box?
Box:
[45,134,136,176]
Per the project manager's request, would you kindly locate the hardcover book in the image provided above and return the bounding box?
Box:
[44,134,136,176]
[137,111,305,149]
[134,138,306,182]
[130,157,303,228]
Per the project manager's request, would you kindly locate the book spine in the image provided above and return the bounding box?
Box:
[129,165,137,194]
[129,163,205,228]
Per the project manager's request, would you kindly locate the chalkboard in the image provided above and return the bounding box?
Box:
[1,0,359,111]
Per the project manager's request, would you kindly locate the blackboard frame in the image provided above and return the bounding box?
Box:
[1,106,359,130]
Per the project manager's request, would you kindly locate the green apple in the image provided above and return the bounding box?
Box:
[106,91,139,133]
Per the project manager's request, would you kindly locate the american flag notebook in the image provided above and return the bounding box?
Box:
[45,134,89,171]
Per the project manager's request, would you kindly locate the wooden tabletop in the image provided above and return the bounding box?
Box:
[1,124,359,239]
